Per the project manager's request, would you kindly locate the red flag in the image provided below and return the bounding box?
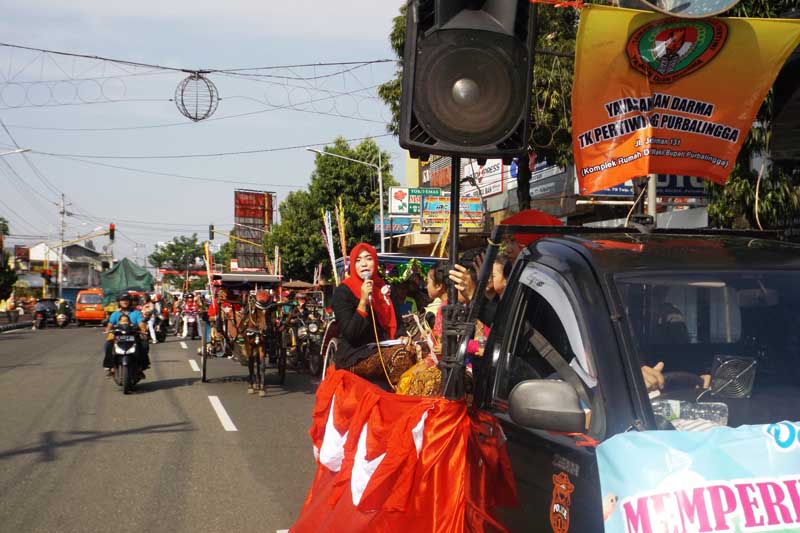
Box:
[291,370,517,532]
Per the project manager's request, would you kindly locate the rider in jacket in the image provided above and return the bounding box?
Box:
[103,292,150,377]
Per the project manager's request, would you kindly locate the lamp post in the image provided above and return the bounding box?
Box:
[306,147,385,253]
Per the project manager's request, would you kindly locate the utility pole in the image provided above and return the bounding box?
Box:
[58,193,65,299]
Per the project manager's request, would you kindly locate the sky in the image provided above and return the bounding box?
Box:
[0,0,405,265]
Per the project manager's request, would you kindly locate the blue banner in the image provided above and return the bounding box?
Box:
[598,422,800,533]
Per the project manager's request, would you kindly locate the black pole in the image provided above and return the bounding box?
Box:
[447,157,460,306]
[440,157,465,400]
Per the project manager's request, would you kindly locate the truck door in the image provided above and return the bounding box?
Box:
[487,265,604,532]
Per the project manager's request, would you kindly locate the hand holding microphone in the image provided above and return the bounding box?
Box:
[359,271,373,304]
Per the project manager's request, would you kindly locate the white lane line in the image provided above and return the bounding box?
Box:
[208,396,238,432]
[277,530,289,533]
[189,359,201,372]
[180,341,188,350]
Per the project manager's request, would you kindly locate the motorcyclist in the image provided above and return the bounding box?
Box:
[103,292,150,378]
[181,291,198,338]
[56,298,68,317]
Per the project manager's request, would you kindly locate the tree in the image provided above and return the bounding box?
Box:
[265,137,397,281]
[0,217,17,300]
[707,0,800,229]
[148,234,205,289]
[213,240,236,273]
[378,2,799,224]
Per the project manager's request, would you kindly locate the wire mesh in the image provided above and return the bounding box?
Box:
[174,73,219,121]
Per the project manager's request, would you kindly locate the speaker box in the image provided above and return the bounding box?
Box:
[399,0,536,162]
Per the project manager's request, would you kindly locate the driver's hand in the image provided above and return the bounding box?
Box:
[641,361,665,392]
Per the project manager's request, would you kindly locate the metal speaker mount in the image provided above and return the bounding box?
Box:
[616,0,742,18]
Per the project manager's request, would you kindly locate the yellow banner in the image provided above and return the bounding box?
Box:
[572,5,800,195]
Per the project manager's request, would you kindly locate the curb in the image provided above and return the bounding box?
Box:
[0,321,34,333]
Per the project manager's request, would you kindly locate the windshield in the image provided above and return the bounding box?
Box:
[78,294,102,304]
[615,271,800,428]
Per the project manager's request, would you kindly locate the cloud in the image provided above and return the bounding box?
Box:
[14,0,404,41]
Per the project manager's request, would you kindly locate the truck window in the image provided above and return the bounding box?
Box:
[495,270,595,403]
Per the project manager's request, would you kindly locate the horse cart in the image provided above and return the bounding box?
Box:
[201,272,283,385]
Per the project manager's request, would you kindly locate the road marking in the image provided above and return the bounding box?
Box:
[208,396,238,432]
[189,359,201,372]
[277,530,289,533]
[180,341,188,350]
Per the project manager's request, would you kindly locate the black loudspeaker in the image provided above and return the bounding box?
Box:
[399,0,536,162]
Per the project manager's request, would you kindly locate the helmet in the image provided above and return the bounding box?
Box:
[117,292,131,302]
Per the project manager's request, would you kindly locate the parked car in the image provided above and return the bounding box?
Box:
[75,288,105,326]
[470,230,800,531]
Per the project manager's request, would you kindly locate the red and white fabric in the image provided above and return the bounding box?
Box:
[291,370,518,533]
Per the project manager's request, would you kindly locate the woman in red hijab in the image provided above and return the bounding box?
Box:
[331,243,414,387]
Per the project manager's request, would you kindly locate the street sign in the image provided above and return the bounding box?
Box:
[389,187,442,215]
[590,175,708,197]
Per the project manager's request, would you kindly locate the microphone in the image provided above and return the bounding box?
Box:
[360,271,372,303]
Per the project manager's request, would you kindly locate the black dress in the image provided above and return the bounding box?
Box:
[331,284,406,368]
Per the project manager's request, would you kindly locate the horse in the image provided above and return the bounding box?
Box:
[237,293,270,397]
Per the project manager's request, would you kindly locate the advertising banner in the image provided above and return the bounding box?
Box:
[572,5,800,195]
[592,175,707,197]
[373,216,413,235]
[461,159,505,199]
[421,196,483,231]
[598,422,800,533]
[389,187,442,215]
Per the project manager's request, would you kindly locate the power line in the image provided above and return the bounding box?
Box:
[0,117,61,196]
[30,152,306,188]
[0,42,392,77]
[0,83,384,132]
[31,133,392,160]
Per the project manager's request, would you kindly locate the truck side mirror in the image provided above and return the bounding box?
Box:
[508,380,587,433]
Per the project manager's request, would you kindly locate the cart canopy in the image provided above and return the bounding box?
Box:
[100,257,155,305]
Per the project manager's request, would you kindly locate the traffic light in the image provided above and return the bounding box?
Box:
[42,268,52,284]
[109,223,115,241]
[399,0,536,162]
[209,224,214,240]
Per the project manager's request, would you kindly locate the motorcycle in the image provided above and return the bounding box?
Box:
[154,308,170,342]
[34,310,47,329]
[56,313,69,328]
[185,310,199,340]
[295,310,324,375]
[112,323,141,394]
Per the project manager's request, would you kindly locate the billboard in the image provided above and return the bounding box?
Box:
[591,175,707,198]
[389,187,442,215]
[421,196,483,232]
[233,189,275,270]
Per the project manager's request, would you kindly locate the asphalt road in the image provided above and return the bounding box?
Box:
[0,325,318,533]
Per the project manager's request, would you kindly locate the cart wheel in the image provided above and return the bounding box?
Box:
[321,338,338,380]
[200,335,207,382]
[278,345,287,385]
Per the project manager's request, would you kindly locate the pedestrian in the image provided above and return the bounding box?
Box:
[7,292,18,323]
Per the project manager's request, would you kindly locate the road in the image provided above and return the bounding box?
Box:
[0,325,318,533]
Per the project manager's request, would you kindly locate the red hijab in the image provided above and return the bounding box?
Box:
[342,243,397,338]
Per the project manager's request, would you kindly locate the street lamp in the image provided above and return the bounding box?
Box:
[306,147,385,253]
[0,148,31,157]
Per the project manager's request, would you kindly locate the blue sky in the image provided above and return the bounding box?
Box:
[0,0,405,263]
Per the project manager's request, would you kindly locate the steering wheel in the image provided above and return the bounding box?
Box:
[662,371,704,391]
